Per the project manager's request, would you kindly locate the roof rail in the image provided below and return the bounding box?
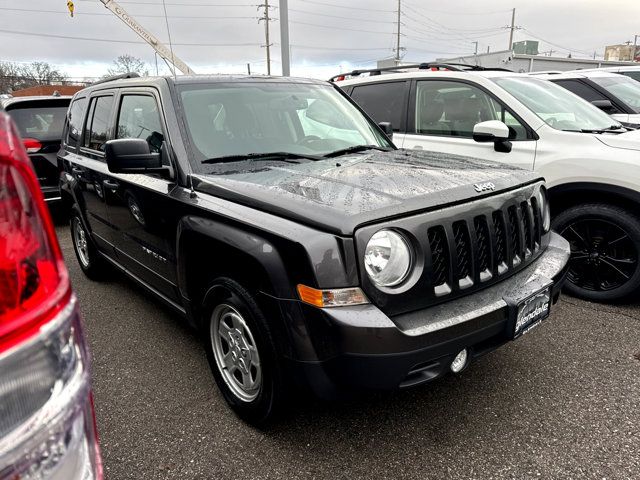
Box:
[329,62,512,81]
[90,72,141,86]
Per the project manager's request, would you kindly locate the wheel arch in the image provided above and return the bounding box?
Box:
[547,182,640,217]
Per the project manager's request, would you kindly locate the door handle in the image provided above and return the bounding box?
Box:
[103,180,119,190]
[413,145,424,150]
[71,167,83,175]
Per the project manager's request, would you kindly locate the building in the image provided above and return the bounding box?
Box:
[436,49,638,73]
[604,44,640,62]
[10,84,85,97]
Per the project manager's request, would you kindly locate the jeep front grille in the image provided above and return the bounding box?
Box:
[427,198,542,297]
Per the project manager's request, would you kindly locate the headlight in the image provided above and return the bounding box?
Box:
[537,187,551,233]
[364,230,412,287]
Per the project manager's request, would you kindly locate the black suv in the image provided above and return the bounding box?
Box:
[1,94,71,204]
[60,74,570,424]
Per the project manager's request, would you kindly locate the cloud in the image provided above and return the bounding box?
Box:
[0,0,638,79]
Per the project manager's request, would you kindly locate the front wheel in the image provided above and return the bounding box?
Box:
[70,207,110,280]
[202,278,288,425]
[553,203,640,302]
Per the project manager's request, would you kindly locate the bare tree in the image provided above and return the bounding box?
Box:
[0,61,67,93]
[106,54,149,77]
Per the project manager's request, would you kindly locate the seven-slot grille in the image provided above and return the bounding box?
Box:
[427,198,543,297]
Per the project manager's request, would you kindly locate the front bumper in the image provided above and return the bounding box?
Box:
[289,232,570,397]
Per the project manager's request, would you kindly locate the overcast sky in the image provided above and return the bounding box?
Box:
[0,0,639,80]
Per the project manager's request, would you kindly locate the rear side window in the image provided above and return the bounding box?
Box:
[66,97,87,150]
[116,95,164,153]
[350,82,406,131]
[553,79,609,103]
[84,96,114,152]
[7,101,69,142]
[623,72,640,82]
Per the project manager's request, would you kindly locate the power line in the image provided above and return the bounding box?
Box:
[289,20,394,35]
[0,28,261,47]
[294,0,394,13]
[288,7,393,24]
[0,6,258,19]
[74,0,256,6]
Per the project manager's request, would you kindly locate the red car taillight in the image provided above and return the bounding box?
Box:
[22,137,42,154]
[0,112,102,479]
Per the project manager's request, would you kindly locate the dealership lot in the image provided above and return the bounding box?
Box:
[54,225,640,480]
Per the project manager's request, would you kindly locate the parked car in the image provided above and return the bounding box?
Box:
[0,107,102,477]
[335,64,640,302]
[532,70,640,128]
[1,94,72,205]
[578,65,640,83]
[59,74,569,424]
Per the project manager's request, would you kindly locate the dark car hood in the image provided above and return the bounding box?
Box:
[192,149,541,235]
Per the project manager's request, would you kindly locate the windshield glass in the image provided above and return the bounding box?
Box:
[494,76,619,131]
[7,103,69,142]
[588,75,640,112]
[178,82,392,165]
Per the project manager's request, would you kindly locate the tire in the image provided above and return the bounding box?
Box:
[553,203,640,302]
[70,206,110,280]
[202,277,288,425]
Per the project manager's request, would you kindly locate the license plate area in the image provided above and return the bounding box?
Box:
[512,286,551,339]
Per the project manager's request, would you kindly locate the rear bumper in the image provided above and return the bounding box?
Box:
[288,232,570,397]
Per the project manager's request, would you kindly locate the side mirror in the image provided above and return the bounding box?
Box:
[591,99,614,112]
[105,139,168,175]
[378,121,393,141]
[473,120,512,153]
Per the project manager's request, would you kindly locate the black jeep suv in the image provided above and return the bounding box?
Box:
[59,74,570,424]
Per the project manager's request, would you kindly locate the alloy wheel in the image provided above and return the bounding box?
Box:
[210,304,262,402]
[561,219,638,292]
[73,218,90,268]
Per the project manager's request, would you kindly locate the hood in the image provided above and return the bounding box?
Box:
[596,129,640,151]
[192,149,541,235]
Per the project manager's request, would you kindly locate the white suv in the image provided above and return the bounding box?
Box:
[531,70,640,127]
[335,64,640,303]
[579,65,640,83]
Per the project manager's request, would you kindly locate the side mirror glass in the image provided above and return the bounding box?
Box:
[378,121,393,141]
[105,138,165,174]
[591,99,614,111]
[473,120,512,153]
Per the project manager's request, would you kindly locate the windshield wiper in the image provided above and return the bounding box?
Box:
[323,144,392,158]
[561,126,625,134]
[201,151,322,164]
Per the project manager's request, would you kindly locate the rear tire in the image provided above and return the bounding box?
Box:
[70,206,110,280]
[202,277,288,425]
[553,203,640,302]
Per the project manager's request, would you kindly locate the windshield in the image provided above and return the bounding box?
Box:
[7,103,69,142]
[178,82,392,165]
[588,75,640,112]
[494,77,619,131]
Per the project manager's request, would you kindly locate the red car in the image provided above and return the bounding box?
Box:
[0,109,102,477]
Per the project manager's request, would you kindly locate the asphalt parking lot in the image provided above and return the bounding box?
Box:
[54,225,640,480]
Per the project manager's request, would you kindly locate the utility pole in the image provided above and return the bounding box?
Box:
[634,34,639,62]
[395,0,403,64]
[472,41,478,55]
[508,8,515,51]
[279,0,290,76]
[258,0,274,75]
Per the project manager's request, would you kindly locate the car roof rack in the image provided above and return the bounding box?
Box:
[329,63,512,82]
[90,72,141,86]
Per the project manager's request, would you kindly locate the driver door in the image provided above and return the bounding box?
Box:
[402,80,537,171]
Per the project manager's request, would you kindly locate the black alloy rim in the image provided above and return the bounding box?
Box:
[561,219,638,292]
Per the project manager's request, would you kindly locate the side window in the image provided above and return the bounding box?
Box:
[66,97,87,150]
[84,96,115,152]
[623,72,640,82]
[350,82,406,131]
[486,97,530,140]
[415,80,529,140]
[116,95,164,153]
[554,79,606,102]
